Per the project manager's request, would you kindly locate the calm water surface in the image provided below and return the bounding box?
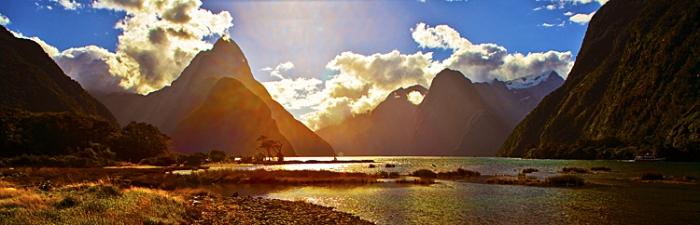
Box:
[207,157,700,225]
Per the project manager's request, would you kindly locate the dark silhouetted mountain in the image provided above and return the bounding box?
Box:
[317,85,427,156]
[172,78,294,156]
[319,69,563,156]
[0,26,116,123]
[95,37,334,156]
[499,0,700,160]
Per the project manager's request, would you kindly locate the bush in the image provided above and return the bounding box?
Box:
[411,169,437,178]
[546,175,585,187]
[208,150,227,162]
[522,168,539,174]
[561,167,589,173]
[110,122,170,163]
[55,196,79,209]
[377,171,400,178]
[590,167,611,172]
[640,172,664,180]
[139,154,179,166]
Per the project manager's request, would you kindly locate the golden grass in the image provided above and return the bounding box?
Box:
[0,183,187,225]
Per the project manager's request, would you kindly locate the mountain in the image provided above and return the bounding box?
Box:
[0,26,116,123]
[318,69,563,156]
[172,78,294,156]
[317,85,427,156]
[95,38,334,156]
[499,0,700,160]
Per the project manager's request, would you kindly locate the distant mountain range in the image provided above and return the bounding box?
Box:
[94,38,334,156]
[318,69,563,156]
[499,0,700,160]
[0,26,116,123]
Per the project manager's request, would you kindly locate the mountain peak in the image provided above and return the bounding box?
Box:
[505,71,562,90]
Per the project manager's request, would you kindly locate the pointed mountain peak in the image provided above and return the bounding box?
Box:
[430,69,474,91]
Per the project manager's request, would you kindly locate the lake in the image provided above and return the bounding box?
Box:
[205,157,700,225]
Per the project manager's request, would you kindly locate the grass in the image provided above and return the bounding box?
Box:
[0,168,378,191]
[561,167,589,174]
[0,183,187,225]
[546,175,585,187]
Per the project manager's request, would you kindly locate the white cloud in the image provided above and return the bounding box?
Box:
[264,23,574,130]
[263,61,295,79]
[0,13,9,26]
[563,11,574,16]
[415,23,573,82]
[10,31,60,57]
[50,0,82,10]
[541,20,566,28]
[12,0,233,94]
[569,11,595,25]
[411,23,470,50]
[263,77,324,110]
[570,0,608,5]
[407,91,425,105]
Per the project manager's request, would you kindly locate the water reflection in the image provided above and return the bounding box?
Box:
[199,157,700,225]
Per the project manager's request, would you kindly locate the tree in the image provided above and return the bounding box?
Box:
[209,150,227,162]
[110,122,169,162]
[257,135,283,162]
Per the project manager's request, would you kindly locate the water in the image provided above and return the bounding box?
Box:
[206,157,700,225]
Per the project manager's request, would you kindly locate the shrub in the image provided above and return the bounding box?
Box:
[411,169,437,178]
[208,150,227,162]
[139,154,179,166]
[377,171,400,178]
[55,196,78,209]
[110,122,170,163]
[437,168,481,178]
[522,168,539,174]
[640,172,664,180]
[561,167,589,173]
[546,175,585,187]
[590,167,611,172]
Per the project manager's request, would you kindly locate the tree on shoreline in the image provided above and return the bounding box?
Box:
[256,135,283,162]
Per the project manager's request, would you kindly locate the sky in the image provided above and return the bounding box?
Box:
[0,0,606,129]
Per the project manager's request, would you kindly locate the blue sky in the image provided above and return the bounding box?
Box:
[0,0,605,128]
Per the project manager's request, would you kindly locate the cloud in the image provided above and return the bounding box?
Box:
[263,61,295,79]
[0,13,9,26]
[50,0,82,10]
[262,23,573,130]
[407,91,425,105]
[570,0,608,5]
[415,23,573,82]
[87,0,233,94]
[563,11,574,16]
[541,20,566,28]
[569,11,595,25]
[12,0,232,94]
[10,31,60,57]
[53,46,127,93]
[263,77,324,111]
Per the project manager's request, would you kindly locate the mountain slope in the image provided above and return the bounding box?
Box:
[499,0,700,160]
[0,26,116,123]
[317,85,427,156]
[172,78,294,156]
[96,38,334,156]
[319,69,563,156]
